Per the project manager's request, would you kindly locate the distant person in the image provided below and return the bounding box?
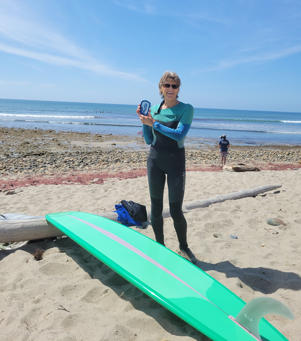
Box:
[136,71,196,263]
[219,135,230,167]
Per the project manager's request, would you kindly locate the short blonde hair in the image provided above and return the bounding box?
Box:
[159,71,181,97]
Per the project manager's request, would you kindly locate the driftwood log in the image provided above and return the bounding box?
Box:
[223,164,260,172]
[0,212,117,244]
[160,184,281,218]
[0,184,281,243]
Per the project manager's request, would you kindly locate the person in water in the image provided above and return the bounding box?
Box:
[136,71,196,263]
[219,135,230,167]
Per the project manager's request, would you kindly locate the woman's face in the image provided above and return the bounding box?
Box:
[160,78,180,101]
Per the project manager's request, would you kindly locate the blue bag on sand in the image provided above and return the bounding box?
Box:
[114,204,140,227]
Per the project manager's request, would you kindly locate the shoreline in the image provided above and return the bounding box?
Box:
[1,127,301,191]
[2,126,301,148]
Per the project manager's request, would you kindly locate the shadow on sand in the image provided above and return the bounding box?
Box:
[194,258,301,294]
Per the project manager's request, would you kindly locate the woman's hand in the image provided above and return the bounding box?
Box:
[136,105,155,127]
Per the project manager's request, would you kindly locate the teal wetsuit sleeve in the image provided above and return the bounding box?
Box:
[143,124,153,145]
[153,122,191,141]
[153,104,193,142]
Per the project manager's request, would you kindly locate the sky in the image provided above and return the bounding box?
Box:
[0,0,301,112]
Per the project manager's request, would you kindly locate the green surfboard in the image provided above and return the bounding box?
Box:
[46,211,290,341]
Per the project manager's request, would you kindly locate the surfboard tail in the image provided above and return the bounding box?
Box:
[235,297,294,340]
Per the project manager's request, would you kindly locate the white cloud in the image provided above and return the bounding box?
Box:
[200,45,301,72]
[0,0,144,81]
[0,42,144,80]
[112,0,155,14]
[112,0,226,24]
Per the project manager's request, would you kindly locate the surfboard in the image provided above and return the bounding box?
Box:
[46,211,290,341]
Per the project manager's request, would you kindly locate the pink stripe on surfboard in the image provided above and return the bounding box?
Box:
[68,214,209,302]
[67,214,259,340]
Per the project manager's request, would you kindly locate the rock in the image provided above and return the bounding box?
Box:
[267,218,286,226]
[232,165,260,172]
[223,164,260,172]
[213,233,222,238]
[33,248,45,261]
[5,190,16,195]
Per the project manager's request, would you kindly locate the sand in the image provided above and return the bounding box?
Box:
[1,128,301,340]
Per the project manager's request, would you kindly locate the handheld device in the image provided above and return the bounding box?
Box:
[140,100,151,116]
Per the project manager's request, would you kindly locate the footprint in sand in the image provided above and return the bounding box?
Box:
[20,306,42,329]
[101,324,136,340]
[60,283,84,299]
[61,314,81,329]
[39,262,77,276]
[80,285,108,303]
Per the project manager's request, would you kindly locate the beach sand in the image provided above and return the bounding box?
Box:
[1,128,301,340]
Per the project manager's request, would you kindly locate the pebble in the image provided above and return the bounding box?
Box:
[1,127,301,177]
[267,218,286,226]
[213,233,222,238]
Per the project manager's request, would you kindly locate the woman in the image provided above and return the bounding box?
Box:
[137,71,195,262]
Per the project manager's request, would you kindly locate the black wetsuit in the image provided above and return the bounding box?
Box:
[143,101,193,249]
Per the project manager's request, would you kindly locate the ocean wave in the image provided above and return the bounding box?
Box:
[193,117,282,123]
[190,125,301,135]
[269,130,301,134]
[2,115,301,135]
[0,113,96,119]
[0,117,141,128]
[190,126,267,134]
[281,120,301,124]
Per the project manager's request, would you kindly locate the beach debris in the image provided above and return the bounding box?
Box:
[222,165,233,171]
[33,248,45,261]
[5,190,16,195]
[223,164,260,172]
[178,184,282,216]
[213,233,222,238]
[0,241,28,250]
[0,168,148,191]
[0,214,63,243]
[267,218,286,226]
[264,226,280,235]
[57,304,70,312]
[0,185,282,243]
[232,164,260,172]
[230,234,238,239]
[237,281,244,288]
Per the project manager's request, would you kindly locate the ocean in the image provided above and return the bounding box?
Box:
[0,98,301,146]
